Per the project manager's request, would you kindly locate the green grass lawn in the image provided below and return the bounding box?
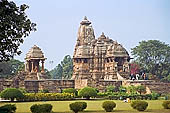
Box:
[0,100,170,113]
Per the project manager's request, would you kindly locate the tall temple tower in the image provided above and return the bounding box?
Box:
[73,16,95,80]
[73,17,130,89]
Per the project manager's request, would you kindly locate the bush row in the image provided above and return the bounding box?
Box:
[1,100,170,113]
[23,93,74,101]
[97,92,160,100]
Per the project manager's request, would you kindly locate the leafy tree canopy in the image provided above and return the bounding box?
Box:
[0,59,24,78]
[0,0,36,61]
[131,40,170,80]
[50,55,73,79]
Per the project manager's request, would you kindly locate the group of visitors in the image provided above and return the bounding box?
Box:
[129,73,148,80]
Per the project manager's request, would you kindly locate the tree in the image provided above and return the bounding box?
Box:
[78,87,97,99]
[0,88,24,101]
[136,85,146,95]
[131,40,170,80]
[161,74,170,82]
[61,55,73,79]
[50,64,63,79]
[49,55,73,79]
[130,62,140,75]
[0,0,36,61]
[0,59,24,78]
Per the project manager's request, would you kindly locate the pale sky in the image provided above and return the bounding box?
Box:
[13,0,170,70]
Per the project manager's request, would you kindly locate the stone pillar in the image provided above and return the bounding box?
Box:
[41,60,45,73]
[31,61,34,73]
[123,57,129,72]
[115,62,118,71]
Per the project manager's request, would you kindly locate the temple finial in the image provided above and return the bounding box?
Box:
[102,32,104,36]
[84,16,88,20]
[80,16,91,25]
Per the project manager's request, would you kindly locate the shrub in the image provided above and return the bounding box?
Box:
[80,102,87,111]
[30,104,52,113]
[102,101,116,112]
[136,85,146,95]
[97,92,108,98]
[151,92,160,100]
[119,86,127,93]
[63,88,77,96]
[106,85,116,93]
[0,104,16,113]
[131,100,148,111]
[40,89,49,93]
[0,88,24,101]
[18,88,27,94]
[30,104,39,113]
[162,101,170,109]
[78,87,97,99]
[69,102,87,113]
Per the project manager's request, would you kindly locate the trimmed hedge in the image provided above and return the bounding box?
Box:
[63,88,77,96]
[0,104,16,113]
[78,87,97,99]
[162,101,170,109]
[0,88,24,101]
[102,101,116,112]
[69,102,87,113]
[30,104,52,113]
[96,92,155,100]
[131,100,148,111]
[23,93,74,101]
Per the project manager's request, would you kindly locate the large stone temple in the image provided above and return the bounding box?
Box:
[72,17,130,89]
[0,17,170,93]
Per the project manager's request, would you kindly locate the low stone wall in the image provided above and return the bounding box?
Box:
[122,80,170,94]
[97,80,122,92]
[0,78,13,91]
[25,79,75,93]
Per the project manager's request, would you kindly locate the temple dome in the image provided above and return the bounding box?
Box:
[26,45,45,59]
